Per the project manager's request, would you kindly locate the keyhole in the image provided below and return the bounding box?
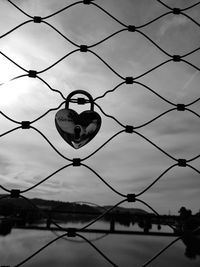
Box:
[74,125,81,140]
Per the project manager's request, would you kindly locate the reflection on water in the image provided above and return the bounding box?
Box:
[0,220,199,267]
[0,218,12,236]
[182,236,200,260]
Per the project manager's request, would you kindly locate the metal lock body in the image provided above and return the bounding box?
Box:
[55,90,101,149]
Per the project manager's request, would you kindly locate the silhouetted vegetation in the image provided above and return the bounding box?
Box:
[0,218,13,236]
[182,235,200,259]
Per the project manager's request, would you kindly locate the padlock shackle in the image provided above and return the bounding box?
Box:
[65,90,94,110]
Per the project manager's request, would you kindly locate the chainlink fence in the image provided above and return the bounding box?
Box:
[0,0,200,266]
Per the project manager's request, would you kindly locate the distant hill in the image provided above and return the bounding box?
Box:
[103,206,148,215]
[0,195,148,215]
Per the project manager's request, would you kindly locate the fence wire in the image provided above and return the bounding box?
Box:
[0,0,200,266]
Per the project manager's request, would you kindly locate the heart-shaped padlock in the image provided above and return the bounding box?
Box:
[55,90,101,149]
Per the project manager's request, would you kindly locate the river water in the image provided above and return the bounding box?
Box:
[0,221,199,267]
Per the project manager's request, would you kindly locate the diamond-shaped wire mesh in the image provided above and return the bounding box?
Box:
[0,0,200,266]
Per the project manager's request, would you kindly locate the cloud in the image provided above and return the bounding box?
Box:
[159,16,188,36]
[0,154,12,176]
[156,5,200,57]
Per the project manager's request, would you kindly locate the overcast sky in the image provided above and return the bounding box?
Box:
[0,0,199,214]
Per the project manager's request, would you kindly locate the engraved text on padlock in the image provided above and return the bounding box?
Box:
[55,90,101,149]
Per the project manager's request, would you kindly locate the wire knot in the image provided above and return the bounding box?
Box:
[177,104,185,111]
[11,189,20,198]
[67,228,77,237]
[83,0,92,4]
[21,121,31,129]
[73,158,81,166]
[128,25,136,32]
[125,125,134,133]
[178,159,187,167]
[28,70,37,78]
[125,77,134,84]
[127,194,136,202]
[173,55,181,62]
[80,45,88,52]
[33,16,42,23]
[173,8,181,15]
[77,97,87,105]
